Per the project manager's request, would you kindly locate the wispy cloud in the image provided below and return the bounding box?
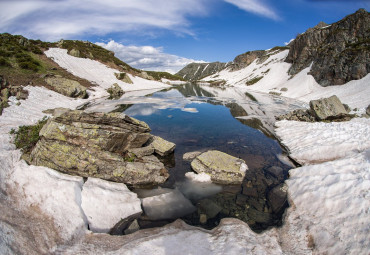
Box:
[224,0,279,20]
[0,0,212,40]
[97,40,205,74]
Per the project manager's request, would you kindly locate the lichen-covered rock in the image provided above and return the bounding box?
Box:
[107,83,124,99]
[309,95,348,121]
[191,150,248,184]
[68,48,80,57]
[115,72,133,84]
[45,76,88,98]
[29,109,169,186]
[148,135,176,156]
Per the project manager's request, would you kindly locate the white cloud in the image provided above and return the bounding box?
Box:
[224,0,279,20]
[0,0,212,40]
[96,40,205,74]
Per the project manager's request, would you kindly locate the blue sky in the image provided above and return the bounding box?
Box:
[0,0,369,73]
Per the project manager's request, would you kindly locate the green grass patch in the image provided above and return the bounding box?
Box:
[59,40,139,72]
[246,76,263,86]
[10,116,48,154]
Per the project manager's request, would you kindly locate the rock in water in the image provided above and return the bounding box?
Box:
[30,109,170,186]
[45,76,88,98]
[309,95,348,121]
[148,135,176,156]
[191,150,248,184]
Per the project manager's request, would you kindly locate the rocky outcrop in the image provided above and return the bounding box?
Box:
[285,9,370,86]
[0,75,28,114]
[45,75,88,98]
[107,83,124,99]
[176,62,229,81]
[309,95,348,120]
[230,50,265,71]
[277,95,352,122]
[115,72,133,84]
[29,109,171,186]
[191,150,248,184]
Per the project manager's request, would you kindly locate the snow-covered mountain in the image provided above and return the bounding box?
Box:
[201,8,370,109]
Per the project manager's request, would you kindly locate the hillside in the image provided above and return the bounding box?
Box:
[176,62,230,81]
[203,9,370,109]
[0,33,181,114]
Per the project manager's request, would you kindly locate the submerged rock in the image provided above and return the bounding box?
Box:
[141,189,196,220]
[29,109,170,186]
[267,183,288,214]
[45,75,88,98]
[191,150,248,184]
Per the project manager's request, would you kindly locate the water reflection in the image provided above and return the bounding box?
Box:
[85,83,306,231]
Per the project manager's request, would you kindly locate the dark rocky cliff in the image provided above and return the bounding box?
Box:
[285,8,370,86]
[176,62,229,81]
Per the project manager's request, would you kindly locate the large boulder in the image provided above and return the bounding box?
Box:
[29,109,170,186]
[107,83,124,99]
[309,95,348,121]
[45,75,88,98]
[191,150,248,184]
[115,72,133,84]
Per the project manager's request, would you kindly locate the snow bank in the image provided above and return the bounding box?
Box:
[280,150,370,254]
[275,118,370,164]
[81,178,142,233]
[45,48,170,98]
[204,49,370,109]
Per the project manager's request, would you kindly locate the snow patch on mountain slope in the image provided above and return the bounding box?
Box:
[203,49,370,109]
[45,48,170,99]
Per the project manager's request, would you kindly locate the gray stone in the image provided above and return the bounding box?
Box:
[45,76,88,98]
[247,208,272,224]
[309,95,348,121]
[182,151,202,161]
[148,136,176,157]
[68,48,80,57]
[366,105,370,116]
[265,166,284,181]
[191,150,247,185]
[128,146,155,158]
[198,199,222,219]
[276,109,316,122]
[124,220,140,235]
[107,83,124,99]
[109,213,141,235]
[115,73,133,84]
[29,109,170,186]
[267,183,288,213]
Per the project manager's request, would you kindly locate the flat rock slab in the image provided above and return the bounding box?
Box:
[191,150,248,185]
[149,135,176,156]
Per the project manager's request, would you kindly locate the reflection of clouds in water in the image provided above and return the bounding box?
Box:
[182,108,198,113]
[124,104,159,116]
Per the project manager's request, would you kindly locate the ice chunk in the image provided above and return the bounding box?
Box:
[81,177,142,233]
[141,189,196,220]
